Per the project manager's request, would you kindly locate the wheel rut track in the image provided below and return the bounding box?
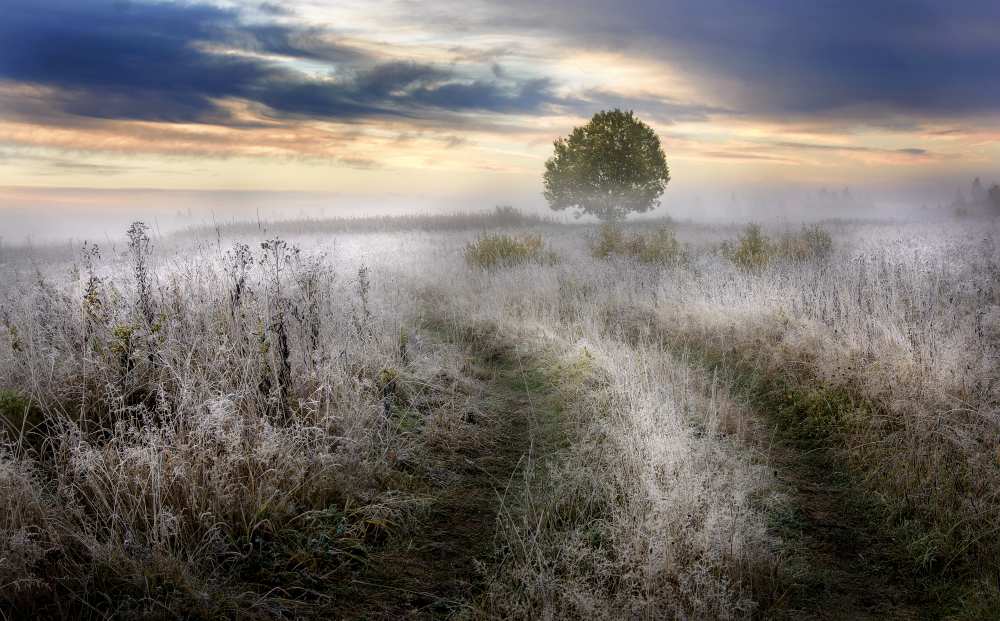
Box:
[326,333,545,620]
[612,304,934,620]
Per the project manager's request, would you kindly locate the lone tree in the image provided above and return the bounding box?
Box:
[544,109,670,221]
[989,184,1000,213]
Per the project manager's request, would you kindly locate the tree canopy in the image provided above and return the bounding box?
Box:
[543,109,670,221]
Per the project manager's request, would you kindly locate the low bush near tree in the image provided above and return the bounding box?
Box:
[591,224,686,265]
[723,224,833,269]
[464,233,556,269]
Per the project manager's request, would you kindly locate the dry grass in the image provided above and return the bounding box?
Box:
[412,216,1000,614]
[0,226,488,616]
[179,204,554,239]
[422,249,778,618]
[2,215,998,617]
[653,221,1000,601]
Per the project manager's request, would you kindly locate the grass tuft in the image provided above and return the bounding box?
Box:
[723,223,833,269]
[464,233,556,269]
[591,224,687,265]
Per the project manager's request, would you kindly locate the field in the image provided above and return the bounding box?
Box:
[2,211,999,619]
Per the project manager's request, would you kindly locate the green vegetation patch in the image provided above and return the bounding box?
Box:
[0,389,43,442]
[464,233,557,269]
[722,223,833,270]
[765,381,870,446]
[591,224,687,265]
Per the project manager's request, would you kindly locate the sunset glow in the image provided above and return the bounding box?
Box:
[2,1,999,220]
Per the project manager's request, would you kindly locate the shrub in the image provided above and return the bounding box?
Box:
[633,227,685,264]
[724,224,833,269]
[592,224,626,259]
[723,223,773,270]
[776,225,833,261]
[591,224,686,265]
[464,233,555,269]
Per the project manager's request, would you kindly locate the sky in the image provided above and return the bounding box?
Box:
[1,0,999,233]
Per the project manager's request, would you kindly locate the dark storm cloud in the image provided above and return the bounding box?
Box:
[8,0,990,133]
[234,24,365,64]
[257,2,295,17]
[409,78,556,113]
[251,63,556,121]
[0,0,269,122]
[0,0,561,126]
[476,0,1000,121]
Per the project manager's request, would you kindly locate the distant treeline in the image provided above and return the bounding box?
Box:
[176,205,558,238]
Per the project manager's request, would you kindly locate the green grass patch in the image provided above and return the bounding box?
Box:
[591,224,686,265]
[765,381,872,447]
[464,233,557,269]
[776,224,833,261]
[0,389,43,443]
[721,224,833,270]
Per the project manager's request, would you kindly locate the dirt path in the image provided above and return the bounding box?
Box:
[323,312,935,619]
[761,426,928,620]
[324,333,543,620]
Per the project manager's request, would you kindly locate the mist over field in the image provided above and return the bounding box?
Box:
[2,1,1000,620]
[0,182,984,244]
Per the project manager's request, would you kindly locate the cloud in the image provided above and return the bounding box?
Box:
[0,0,284,122]
[447,0,1000,123]
[771,141,931,157]
[233,24,366,64]
[694,150,797,163]
[337,157,379,169]
[257,2,295,17]
[447,44,523,64]
[441,135,468,148]
[0,148,143,175]
[1,0,988,179]
[0,0,563,128]
[570,88,734,124]
[673,139,940,167]
[927,128,968,137]
[409,77,557,113]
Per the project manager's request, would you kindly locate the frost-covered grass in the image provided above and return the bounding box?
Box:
[0,227,481,616]
[1,215,998,617]
[406,217,1000,614]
